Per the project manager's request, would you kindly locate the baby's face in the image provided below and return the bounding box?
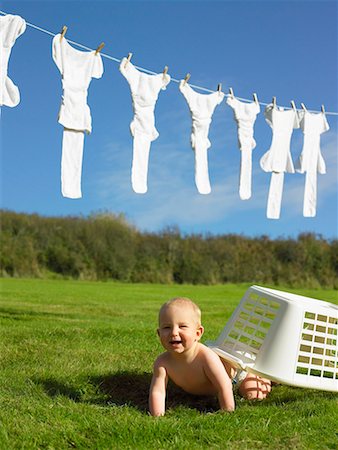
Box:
[157,304,203,354]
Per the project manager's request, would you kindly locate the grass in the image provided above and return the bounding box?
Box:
[0,278,337,449]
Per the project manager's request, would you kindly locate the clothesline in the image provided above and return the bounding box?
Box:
[1,9,338,116]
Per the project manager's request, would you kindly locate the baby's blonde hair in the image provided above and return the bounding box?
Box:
[159,297,202,325]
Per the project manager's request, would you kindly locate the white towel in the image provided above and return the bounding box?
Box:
[120,58,170,194]
[0,14,26,107]
[296,111,329,217]
[226,97,260,200]
[52,34,103,198]
[260,105,299,219]
[179,81,224,194]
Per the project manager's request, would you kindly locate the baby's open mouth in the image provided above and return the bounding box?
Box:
[170,340,182,344]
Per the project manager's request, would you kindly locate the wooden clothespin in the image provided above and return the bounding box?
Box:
[184,73,191,85]
[124,53,133,68]
[272,96,277,108]
[229,87,234,98]
[321,104,326,114]
[301,103,307,111]
[290,100,296,111]
[95,42,105,55]
[253,93,259,104]
[217,83,222,93]
[163,66,169,79]
[60,25,67,41]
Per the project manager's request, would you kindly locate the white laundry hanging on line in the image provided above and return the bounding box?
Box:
[119,58,170,194]
[179,81,224,194]
[260,104,299,219]
[52,34,103,199]
[296,110,329,217]
[226,96,260,200]
[0,14,26,107]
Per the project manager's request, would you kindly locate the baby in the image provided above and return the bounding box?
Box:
[149,297,271,416]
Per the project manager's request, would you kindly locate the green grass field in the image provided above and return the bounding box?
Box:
[0,279,337,449]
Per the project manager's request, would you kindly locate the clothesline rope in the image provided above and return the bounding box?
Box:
[1,10,338,115]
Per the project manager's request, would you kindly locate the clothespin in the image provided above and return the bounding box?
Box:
[95,42,105,55]
[60,25,67,41]
[290,100,296,111]
[272,96,277,108]
[301,103,307,111]
[253,93,259,104]
[184,73,191,85]
[321,104,326,114]
[124,53,133,68]
[217,83,222,93]
[163,66,169,80]
[229,87,234,98]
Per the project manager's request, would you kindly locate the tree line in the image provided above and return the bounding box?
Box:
[1,210,337,288]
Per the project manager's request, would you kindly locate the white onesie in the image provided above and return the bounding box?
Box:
[52,34,103,198]
[119,58,170,194]
[260,104,299,219]
[226,96,260,200]
[0,14,26,107]
[296,110,329,217]
[179,81,224,194]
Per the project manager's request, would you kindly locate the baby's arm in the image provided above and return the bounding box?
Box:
[149,357,168,416]
[203,351,235,412]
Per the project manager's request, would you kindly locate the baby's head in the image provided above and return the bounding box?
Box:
[158,297,202,327]
[157,297,204,353]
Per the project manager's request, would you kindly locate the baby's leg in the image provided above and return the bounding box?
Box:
[238,374,271,400]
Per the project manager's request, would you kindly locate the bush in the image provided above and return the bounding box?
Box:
[0,210,336,288]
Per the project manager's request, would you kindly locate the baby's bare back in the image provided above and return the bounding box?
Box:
[164,344,220,396]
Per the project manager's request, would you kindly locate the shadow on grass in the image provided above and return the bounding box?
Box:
[36,373,337,413]
[37,371,219,413]
[89,371,219,413]
[36,378,83,402]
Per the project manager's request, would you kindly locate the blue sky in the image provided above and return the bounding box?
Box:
[1,0,337,238]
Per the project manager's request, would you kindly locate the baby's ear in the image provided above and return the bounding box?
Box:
[196,325,204,340]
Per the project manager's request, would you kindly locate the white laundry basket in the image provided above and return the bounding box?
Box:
[207,285,338,392]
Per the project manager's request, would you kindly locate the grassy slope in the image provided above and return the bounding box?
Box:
[0,279,337,449]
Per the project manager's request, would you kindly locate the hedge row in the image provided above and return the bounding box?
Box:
[1,210,337,288]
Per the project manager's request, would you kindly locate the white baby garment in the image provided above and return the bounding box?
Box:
[0,14,26,107]
[179,81,224,194]
[226,96,260,200]
[260,104,299,219]
[52,34,103,198]
[296,110,329,217]
[120,58,170,194]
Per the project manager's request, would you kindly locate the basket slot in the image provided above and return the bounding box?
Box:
[323,371,335,379]
[327,327,337,336]
[305,312,316,320]
[317,314,328,323]
[313,347,324,355]
[309,369,323,377]
[311,357,324,366]
[326,337,337,346]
